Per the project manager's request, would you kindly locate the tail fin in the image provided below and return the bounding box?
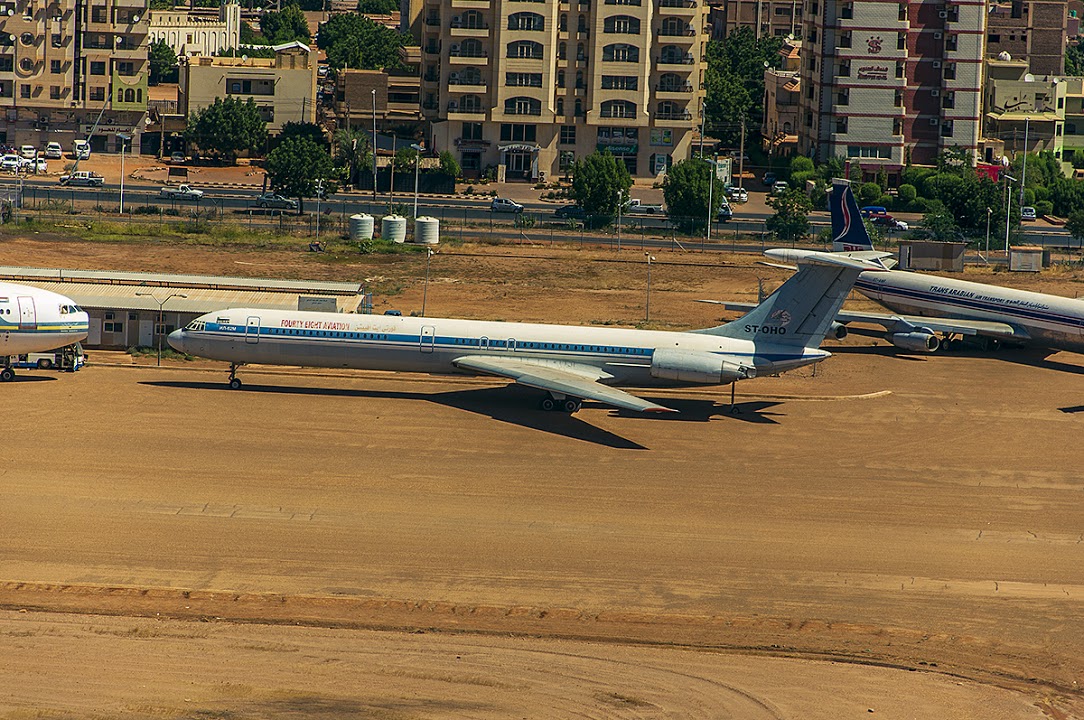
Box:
[829,179,874,252]
[697,250,883,348]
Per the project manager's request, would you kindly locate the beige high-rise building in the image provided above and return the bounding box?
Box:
[417,0,708,181]
[0,0,150,152]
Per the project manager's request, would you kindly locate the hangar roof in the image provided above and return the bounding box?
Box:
[0,266,362,295]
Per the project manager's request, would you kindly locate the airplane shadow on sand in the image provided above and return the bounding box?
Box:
[835,343,1084,376]
[141,380,783,449]
[3,374,56,383]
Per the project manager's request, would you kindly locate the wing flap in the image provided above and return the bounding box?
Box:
[453,355,677,414]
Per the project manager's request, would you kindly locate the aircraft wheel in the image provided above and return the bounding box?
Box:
[562,399,581,413]
[0,367,14,382]
[539,397,556,412]
[229,377,243,390]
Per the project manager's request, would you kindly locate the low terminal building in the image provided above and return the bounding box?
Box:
[1,267,369,350]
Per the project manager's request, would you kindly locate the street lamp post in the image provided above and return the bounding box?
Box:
[645,253,655,322]
[371,89,378,202]
[985,206,992,260]
[410,143,424,219]
[315,178,324,241]
[135,292,187,366]
[1004,174,1017,255]
[422,247,433,316]
[616,187,623,251]
[706,155,714,243]
[118,132,131,214]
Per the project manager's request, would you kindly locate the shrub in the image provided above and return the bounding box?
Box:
[897,184,917,204]
[1022,188,1036,206]
[858,182,882,204]
[791,156,815,174]
[1035,200,1054,216]
[790,170,815,189]
[876,194,893,209]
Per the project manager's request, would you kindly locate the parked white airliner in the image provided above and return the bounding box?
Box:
[0,282,89,381]
[715,180,1084,353]
[167,249,885,414]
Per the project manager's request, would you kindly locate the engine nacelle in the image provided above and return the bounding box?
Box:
[887,331,939,353]
[650,348,757,384]
[829,321,848,340]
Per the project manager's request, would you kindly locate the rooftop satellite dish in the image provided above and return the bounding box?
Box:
[1024,73,1035,81]
[5,9,12,15]
[998,51,1012,60]
[133,14,140,22]
[241,54,248,61]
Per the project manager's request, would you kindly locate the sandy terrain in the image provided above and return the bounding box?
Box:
[2,235,1084,718]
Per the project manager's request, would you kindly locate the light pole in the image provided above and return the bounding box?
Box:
[371,88,378,202]
[985,206,992,260]
[136,292,187,366]
[410,142,424,218]
[118,132,131,214]
[422,247,433,316]
[315,178,324,240]
[705,154,714,242]
[616,187,623,251]
[645,253,655,322]
[1004,173,1017,255]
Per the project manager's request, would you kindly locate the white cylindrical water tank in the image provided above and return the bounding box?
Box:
[413,216,440,245]
[381,214,407,243]
[349,213,374,241]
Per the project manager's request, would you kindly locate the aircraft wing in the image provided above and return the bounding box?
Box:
[698,301,1025,339]
[452,355,678,414]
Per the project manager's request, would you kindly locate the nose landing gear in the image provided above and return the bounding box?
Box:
[227,363,243,390]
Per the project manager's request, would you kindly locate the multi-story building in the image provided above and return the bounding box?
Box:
[417,0,708,181]
[707,0,803,41]
[149,2,241,58]
[986,0,1067,75]
[797,0,985,181]
[980,57,1066,161]
[178,40,317,136]
[762,37,801,156]
[0,0,150,152]
[331,46,423,133]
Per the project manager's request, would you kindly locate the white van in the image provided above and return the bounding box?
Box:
[72,139,90,160]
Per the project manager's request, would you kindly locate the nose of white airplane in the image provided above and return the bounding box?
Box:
[167,329,186,353]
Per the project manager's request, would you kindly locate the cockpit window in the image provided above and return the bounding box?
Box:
[58,305,82,315]
[185,320,207,331]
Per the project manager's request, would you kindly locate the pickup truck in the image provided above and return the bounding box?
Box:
[160,184,204,201]
[624,199,665,215]
[59,170,104,187]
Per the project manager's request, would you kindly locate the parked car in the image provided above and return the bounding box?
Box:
[1021,206,1037,221]
[624,198,665,215]
[44,142,63,159]
[717,204,733,222]
[19,145,37,159]
[553,204,587,220]
[860,205,888,218]
[169,151,186,164]
[255,193,298,210]
[491,197,524,213]
[726,186,748,203]
[1,154,21,172]
[72,139,90,160]
[160,184,204,201]
[771,180,789,195]
[383,309,402,316]
[59,170,104,186]
[20,158,47,173]
[870,214,908,231]
[762,171,777,186]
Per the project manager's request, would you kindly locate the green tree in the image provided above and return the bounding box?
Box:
[149,40,178,85]
[1066,210,1084,245]
[568,151,632,223]
[333,128,372,188]
[239,21,267,45]
[858,182,882,204]
[357,0,398,11]
[317,13,410,70]
[703,28,783,145]
[280,121,329,150]
[266,136,335,213]
[393,146,419,174]
[662,157,725,231]
[790,156,814,174]
[921,201,959,241]
[184,97,267,164]
[438,150,461,179]
[1067,43,1084,76]
[260,4,310,45]
[765,188,812,242]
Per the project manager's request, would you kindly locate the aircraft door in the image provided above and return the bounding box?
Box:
[16,296,36,330]
[245,316,260,344]
[420,325,435,353]
[508,338,517,352]
[480,336,489,350]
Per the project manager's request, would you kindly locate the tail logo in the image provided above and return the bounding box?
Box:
[834,189,852,243]
[769,309,792,325]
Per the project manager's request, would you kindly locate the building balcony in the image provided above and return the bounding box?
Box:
[447,79,487,92]
[447,103,486,120]
[449,49,489,65]
[655,27,696,37]
[653,110,692,125]
[450,0,490,8]
[656,55,695,66]
[659,0,698,10]
[450,24,490,37]
[424,15,440,26]
[655,82,693,97]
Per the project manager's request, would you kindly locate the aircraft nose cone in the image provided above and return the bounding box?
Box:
[167,329,186,353]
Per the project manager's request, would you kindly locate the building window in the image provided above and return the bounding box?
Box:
[19,57,33,72]
[49,85,59,99]
[506,72,542,87]
[602,75,637,90]
[894,90,902,107]
[837,60,850,77]
[91,5,107,22]
[508,12,544,30]
[897,33,905,50]
[840,2,852,19]
[557,70,565,87]
[461,153,480,171]
[603,15,640,33]
[839,30,851,48]
[942,91,955,109]
[558,41,566,59]
[987,33,1001,43]
[946,34,957,51]
[504,96,542,115]
[556,98,564,115]
[943,63,956,80]
[462,122,483,140]
[559,150,575,171]
[90,61,105,75]
[835,117,847,134]
[50,59,61,73]
[603,43,639,62]
[600,99,636,118]
[560,125,576,144]
[893,118,903,135]
[257,106,274,122]
[507,40,544,59]
[116,61,135,77]
[20,84,29,99]
[500,124,537,142]
[897,3,905,20]
[895,61,904,79]
[836,89,849,106]
[51,33,61,47]
[89,86,105,101]
[559,13,567,30]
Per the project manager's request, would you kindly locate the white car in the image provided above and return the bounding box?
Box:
[44,142,63,159]
[726,186,748,203]
[1021,206,1037,221]
[19,145,37,159]
[490,197,524,213]
[20,158,47,173]
[1,154,21,172]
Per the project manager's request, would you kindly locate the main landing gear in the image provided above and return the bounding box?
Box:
[226,363,243,390]
[539,392,582,414]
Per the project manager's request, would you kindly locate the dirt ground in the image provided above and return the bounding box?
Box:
[3,234,1084,718]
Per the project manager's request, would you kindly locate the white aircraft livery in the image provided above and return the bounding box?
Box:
[168,249,885,414]
[0,282,89,381]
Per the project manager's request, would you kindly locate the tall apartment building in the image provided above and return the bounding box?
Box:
[707,0,803,41]
[0,0,149,151]
[986,0,1067,75]
[415,0,708,181]
[797,0,984,180]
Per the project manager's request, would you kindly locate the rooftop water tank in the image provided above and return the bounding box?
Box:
[381,214,407,243]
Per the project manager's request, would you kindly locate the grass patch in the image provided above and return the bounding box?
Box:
[127,346,194,361]
[3,217,314,250]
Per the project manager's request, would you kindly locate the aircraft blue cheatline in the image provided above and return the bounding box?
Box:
[1,282,89,382]
[168,249,885,414]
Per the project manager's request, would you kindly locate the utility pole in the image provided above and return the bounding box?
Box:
[371,89,378,202]
[738,121,746,189]
[1019,117,1029,207]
